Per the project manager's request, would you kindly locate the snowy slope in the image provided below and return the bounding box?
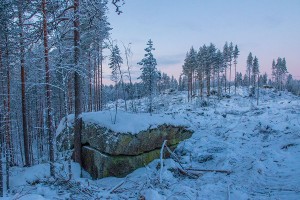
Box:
[6,87,300,199]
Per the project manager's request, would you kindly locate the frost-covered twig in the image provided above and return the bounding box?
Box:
[110,177,127,194]
[227,184,231,200]
[12,186,36,200]
[160,140,167,184]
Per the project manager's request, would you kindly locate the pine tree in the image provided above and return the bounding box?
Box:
[42,0,55,177]
[215,50,223,99]
[233,45,239,94]
[138,39,158,114]
[222,42,229,93]
[228,42,234,94]
[271,57,288,90]
[271,59,276,84]
[73,0,82,172]
[18,0,31,167]
[246,52,253,86]
[196,46,205,98]
[183,47,197,101]
[206,43,217,96]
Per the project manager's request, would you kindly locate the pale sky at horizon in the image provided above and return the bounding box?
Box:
[104,0,300,83]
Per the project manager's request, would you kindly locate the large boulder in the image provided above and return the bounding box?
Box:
[56,111,193,179]
[81,144,177,178]
[58,122,191,156]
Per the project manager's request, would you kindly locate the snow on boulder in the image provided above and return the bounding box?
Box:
[56,110,193,179]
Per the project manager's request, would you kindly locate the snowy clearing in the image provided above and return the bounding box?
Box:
[6,88,300,199]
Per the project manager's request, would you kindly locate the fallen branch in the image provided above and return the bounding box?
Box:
[177,167,200,179]
[110,178,126,194]
[185,168,232,175]
[164,143,232,177]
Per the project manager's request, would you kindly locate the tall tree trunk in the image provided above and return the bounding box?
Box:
[5,51,11,192]
[234,61,237,94]
[124,44,134,110]
[93,56,97,111]
[0,45,3,198]
[18,0,30,167]
[63,75,72,180]
[68,77,73,113]
[257,74,259,105]
[206,67,211,97]
[224,67,227,93]
[0,113,3,197]
[42,0,54,176]
[229,61,231,94]
[200,71,203,99]
[248,69,251,87]
[73,0,82,170]
[217,68,221,99]
[99,45,103,111]
[188,73,192,102]
[118,64,127,111]
[5,33,14,165]
[88,52,92,112]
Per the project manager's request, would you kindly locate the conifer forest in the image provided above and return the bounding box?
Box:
[0,0,299,199]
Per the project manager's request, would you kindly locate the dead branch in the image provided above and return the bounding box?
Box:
[177,167,200,179]
[164,143,232,177]
[110,179,126,194]
[185,168,232,175]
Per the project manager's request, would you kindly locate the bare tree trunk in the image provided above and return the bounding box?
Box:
[42,0,54,176]
[88,52,92,112]
[257,75,259,105]
[93,56,97,111]
[63,75,72,180]
[73,0,82,171]
[206,68,211,97]
[99,45,103,111]
[123,44,134,110]
[248,69,251,87]
[0,46,3,197]
[217,69,221,100]
[117,64,127,111]
[3,31,13,192]
[5,63,11,192]
[229,61,232,94]
[224,67,227,93]
[200,71,203,99]
[234,61,237,94]
[68,78,73,113]
[18,0,30,167]
[0,113,3,197]
[188,73,192,102]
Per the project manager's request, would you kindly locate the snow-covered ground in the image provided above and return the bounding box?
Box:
[5,87,300,199]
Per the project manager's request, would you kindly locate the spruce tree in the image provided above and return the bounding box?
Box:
[109,45,123,123]
[138,39,158,114]
[252,56,259,87]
